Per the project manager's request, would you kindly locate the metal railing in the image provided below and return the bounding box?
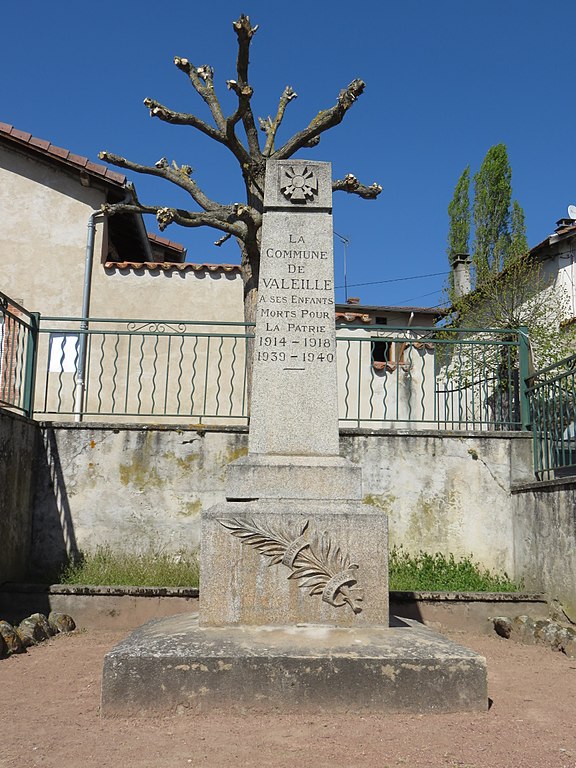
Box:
[0,289,530,431]
[0,291,38,417]
[337,326,528,430]
[34,317,252,423]
[21,315,527,430]
[527,353,576,480]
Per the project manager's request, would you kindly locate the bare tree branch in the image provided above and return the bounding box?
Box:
[259,86,298,156]
[99,151,221,211]
[170,58,253,167]
[232,14,261,157]
[214,233,232,247]
[332,174,383,200]
[173,58,226,132]
[274,79,366,160]
[143,98,224,143]
[225,80,254,133]
[102,201,252,240]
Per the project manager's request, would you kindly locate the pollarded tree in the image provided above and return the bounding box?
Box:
[99,15,382,323]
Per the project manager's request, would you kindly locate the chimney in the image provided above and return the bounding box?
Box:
[452,253,471,299]
[346,297,360,305]
[556,218,575,232]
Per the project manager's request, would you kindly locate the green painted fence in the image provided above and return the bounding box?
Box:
[20,315,526,430]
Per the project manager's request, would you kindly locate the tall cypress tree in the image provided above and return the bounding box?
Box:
[472,144,512,282]
[509,199,529,260]
[446,166,471,301]
[447,166,471,261]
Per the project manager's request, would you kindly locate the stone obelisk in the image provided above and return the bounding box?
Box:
[200,159,389,628]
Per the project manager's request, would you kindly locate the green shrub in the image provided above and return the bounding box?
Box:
[58,545,199,588]
[388,546,522,592]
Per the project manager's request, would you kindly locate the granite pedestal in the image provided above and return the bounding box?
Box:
[101,613,487,716]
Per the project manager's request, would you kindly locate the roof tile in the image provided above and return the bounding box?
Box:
[11,128,31,142]
[104,261,241,274]
[67,152,88,167]
[47,145,70,159]
[29,136,51,150]
[0,122,126,186]
[148,232,186,252]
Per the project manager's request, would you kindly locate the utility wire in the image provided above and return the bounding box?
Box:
[334,270,450,291]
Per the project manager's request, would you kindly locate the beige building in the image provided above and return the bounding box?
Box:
[0,122,243,322]
[0,124,244,421]
[335,302,443,428]
[1,123,448,426]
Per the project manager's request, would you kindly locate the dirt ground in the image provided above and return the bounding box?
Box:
[1,627,576,768]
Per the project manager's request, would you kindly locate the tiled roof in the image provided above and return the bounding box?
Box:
[104,261,241,273]
[147,232,186,254]
[335,312,372,323]
[335,303,445,315]
[531,223,576,257]
[0,123,126,185]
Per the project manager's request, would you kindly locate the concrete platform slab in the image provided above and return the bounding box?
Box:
[101,614,487,716]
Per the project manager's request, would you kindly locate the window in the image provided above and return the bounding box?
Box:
[371,317,406,371]
[49,334,79,373]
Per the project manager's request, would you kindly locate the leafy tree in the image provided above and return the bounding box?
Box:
[98,14,381,323]
[446,166,470,300]
[509,199,529,260]
[472,143,513,282]
[452,253,574,370]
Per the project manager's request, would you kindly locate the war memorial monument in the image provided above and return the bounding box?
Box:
[101,160,487,715]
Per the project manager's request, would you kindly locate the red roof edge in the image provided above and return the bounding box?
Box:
[0,122,127,186]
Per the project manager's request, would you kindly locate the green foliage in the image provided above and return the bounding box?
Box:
[388,546,522,592]
[447,166,471,261]
[58,545,200,588]
[447,166,471,301]
[472,143,513,281]
[451,253,576,370]
[510,199,529,260]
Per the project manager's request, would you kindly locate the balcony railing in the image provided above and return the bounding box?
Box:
[0,291,38,417]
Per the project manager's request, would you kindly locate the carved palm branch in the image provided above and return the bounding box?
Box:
[218,517,363,615]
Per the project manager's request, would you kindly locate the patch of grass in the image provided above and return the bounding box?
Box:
[389,546,522,592]
[58,545,199,588]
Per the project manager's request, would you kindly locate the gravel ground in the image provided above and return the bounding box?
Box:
[1,627,576,768]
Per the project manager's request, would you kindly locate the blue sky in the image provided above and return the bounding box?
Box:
[2,1,575,307]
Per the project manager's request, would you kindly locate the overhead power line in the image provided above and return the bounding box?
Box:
[334,270,450,291]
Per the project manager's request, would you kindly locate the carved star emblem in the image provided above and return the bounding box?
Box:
[280,166,318,203]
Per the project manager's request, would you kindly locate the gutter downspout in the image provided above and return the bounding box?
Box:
[74,209,103,421]
[74,187,136,421]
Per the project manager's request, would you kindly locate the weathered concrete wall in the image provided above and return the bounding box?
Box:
[30,423,534,578]
[0,409,39,582]
[345,429,534,575]
[512,479,576,621]
[31,424,249,573]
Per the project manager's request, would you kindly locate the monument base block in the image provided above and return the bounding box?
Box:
[226,454,363,501]
[101,614,487,716]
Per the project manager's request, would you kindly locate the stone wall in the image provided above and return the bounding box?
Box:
[30,423,534,578]
[512,479,576,622]
[0,409,39,582]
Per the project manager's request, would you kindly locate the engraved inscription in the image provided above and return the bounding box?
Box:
[218,518,364,615]
[256,231,335,372]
